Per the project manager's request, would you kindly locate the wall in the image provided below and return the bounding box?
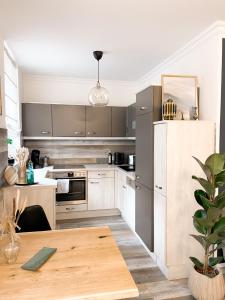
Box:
[0,36,6,129]
[22,74,136,106]
[136,21,225,150]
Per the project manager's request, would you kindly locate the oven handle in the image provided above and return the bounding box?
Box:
[55,178,87,181]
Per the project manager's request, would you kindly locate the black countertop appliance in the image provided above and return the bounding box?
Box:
[31,149,40,169]
[114,152,124,165]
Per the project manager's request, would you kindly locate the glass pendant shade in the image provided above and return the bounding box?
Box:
[88,82,109,106]
[88,50,109,106]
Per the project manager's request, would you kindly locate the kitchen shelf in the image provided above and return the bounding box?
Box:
[22,136,136,141]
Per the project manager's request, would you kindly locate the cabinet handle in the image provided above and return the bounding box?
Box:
[140,106,148,111]
[74,131,81,135]
[155,185,159,188]
[90,181,100,184]
[135,185,140,190]
[158,186,162,190]
[122,185,126,189]
[136,175,140,180]
[87,132,96,135]
[41,130,50,134]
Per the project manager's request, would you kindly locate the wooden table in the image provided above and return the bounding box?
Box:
[0,227,139,300]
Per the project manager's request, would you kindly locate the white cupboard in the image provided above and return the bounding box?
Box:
[88,171,115,210]
[154,121,215,279]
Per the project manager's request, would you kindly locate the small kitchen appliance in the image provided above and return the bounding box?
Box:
[31,150,40,169]
[128,155,136,166]
[114,152,125,165]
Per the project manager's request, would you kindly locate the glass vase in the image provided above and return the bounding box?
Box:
[2,233,20,264]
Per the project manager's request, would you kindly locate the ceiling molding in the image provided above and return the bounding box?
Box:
[137,20,225,91]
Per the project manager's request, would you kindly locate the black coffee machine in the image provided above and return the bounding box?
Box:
[31,150,40,169]
[114,152,125,165]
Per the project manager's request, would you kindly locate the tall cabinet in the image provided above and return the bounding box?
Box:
[135,86,161,251]
[154,121,215,280]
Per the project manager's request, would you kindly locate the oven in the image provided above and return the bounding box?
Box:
[54,170,87,213]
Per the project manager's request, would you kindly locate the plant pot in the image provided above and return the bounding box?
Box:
[188,268,225,300]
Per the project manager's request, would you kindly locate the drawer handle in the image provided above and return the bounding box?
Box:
[136,175,140,180]
[140,106,148,110]
[135,185,140,190]
[74,131,81,135]
[41,130,49,134]
[90,181,100,184]
[87,132,96,135]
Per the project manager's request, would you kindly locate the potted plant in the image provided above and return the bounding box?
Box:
[188,153,225,300]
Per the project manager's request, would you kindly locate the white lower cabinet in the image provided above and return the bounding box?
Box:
[88,171,115,210]
[116,170,135,231]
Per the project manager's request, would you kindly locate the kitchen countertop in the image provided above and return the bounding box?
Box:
[0,227,139,300]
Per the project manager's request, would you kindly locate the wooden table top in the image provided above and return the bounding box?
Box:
[0,227,139,300]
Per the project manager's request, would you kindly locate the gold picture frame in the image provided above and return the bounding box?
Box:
[161,74,199,120]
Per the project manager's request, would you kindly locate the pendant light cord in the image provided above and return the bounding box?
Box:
[97,60,100,84]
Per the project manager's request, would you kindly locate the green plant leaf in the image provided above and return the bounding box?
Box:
[189,256,204,269]
[215,190,225,209]
[207,232,220,243]
[190,234,208,248]
[209,242,225,254]
[194,190,214,210]
[207,207,222,227]
[209,256,224,267]
[193,156,212,181]
[213,217,225,234]
[192,176,214,196]
[215,170,225,187]
[193,210,208,234]
[205,153,225,175]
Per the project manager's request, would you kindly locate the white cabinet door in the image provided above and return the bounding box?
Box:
[102,177,115,209]
[126,183,135,231]
[88,177,115,210]
[88,179,103,210]
[154,190,166,265]
[154,124,167,196]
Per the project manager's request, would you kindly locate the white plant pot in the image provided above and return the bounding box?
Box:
[188,268,225,300]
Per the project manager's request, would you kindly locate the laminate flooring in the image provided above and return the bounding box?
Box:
[57,215,194,300]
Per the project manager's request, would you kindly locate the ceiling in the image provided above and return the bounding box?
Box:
[0,0,225,81]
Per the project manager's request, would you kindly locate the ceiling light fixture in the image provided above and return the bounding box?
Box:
[88,50,109,106]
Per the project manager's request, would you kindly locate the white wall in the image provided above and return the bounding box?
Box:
[136,21,225,150]
[22,74,136,106]
[0,36,6,129]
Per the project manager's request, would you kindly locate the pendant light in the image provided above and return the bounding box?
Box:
[88,50,109,106]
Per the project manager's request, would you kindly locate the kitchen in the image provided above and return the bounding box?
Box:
[1,1,225,300]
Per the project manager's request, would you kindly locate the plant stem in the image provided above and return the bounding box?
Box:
[204,248,209,273]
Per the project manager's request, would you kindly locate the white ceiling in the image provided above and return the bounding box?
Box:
[0,0,225,81]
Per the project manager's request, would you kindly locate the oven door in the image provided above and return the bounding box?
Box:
[56,178,86,206]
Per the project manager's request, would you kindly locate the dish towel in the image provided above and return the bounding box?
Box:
[57,179,69,193]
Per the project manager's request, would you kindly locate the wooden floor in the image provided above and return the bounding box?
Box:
[57,215,194,300]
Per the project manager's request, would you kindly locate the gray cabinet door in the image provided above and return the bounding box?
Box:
[136,86,153,115]
[52,105,85,137]
[22,103,52,136]
[86,106,112,137]
[135,182,154,251]
[112,107,127,137]
[127,103,136,137]
[136,112,154,189]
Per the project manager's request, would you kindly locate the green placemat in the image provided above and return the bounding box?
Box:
[21,247,57,271]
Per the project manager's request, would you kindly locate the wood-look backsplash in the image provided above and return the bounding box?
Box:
[23,140,135,165]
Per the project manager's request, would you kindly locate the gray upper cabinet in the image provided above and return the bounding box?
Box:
[127,103,136,137]
[136,86,162,115]
[111,107,127,137]
[22,103,52,136]
[52,105,85,137]
[86,106,112,137]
